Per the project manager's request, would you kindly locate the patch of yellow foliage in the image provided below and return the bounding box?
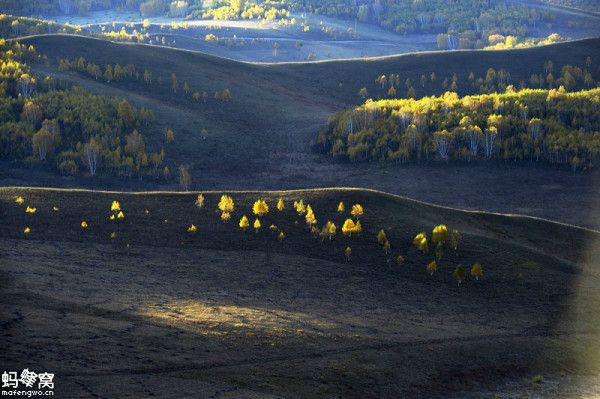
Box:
[427,260,437,275]
[253,200,269,216]
[351,204,364,218]
[342,219,362,236]
[432,225,448,244]
[239,216,250,229]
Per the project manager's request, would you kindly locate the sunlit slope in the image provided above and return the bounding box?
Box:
[1,186,596,276]
[1,186,600,397]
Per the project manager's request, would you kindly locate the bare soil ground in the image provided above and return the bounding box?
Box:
[1,187,599,397]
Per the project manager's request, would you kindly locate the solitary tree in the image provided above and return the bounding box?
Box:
[432,225,448,244]
[253,200,269,216]
[179,165,192,191]
[427,260,437,275]
[165,128,175,144]
[351,204,364,219]
[470,263,483,280]
[195,194,205,208]
[413,232,428,252]
[453,265,466,285]
[253,218,261,233]
[277,198,285,211]
[450,229,462,250]
[345,246,352,261]
[376,229,387,245]
[337,201,345,213]
[239,215,250,230]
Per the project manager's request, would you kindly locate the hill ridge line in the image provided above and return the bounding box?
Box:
[2,185,598,235]
[10,33,600,66]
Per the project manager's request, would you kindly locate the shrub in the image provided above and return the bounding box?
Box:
[58,159,78,175]
[453,265,466,285]
[470,263,483,280]
[427,261,437,275]
[345,246,352,261]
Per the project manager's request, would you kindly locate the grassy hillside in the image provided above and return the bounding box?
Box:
[1,186,599,397]
[19,34,600,168]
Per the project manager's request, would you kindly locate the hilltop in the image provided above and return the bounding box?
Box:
[0,34,597,229]
[1,186,599,397]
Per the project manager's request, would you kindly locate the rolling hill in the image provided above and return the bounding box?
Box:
[1,186,599,397]
[4,34,599,229]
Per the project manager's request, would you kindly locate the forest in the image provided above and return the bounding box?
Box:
[0,40,166,178]
[315,87,600,170]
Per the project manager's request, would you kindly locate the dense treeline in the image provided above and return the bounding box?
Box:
[316,87,600,170]
[0,40,167,178]
[363,57,597,102]
[288,0,553,47]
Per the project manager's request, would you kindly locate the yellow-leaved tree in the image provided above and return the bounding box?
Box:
[253,218,261,232]
[111,200,121,211]
[470,263,483,280]
[253,199,269,216]
[383,240,390,254]
[239,216,250,230]
[218,195,234,221]
[277,198,285,211]
[195,194,205,208]
[342,219,362,236]
[432,225,448,244]
[294,200,307,215]
[376,229,387,245]
[305,205,317,228]
[345,246,352,261]
[321,221,336,240]
[413,232,429,252]
[426,260,437,275]
[351,204,364,219]
[337,201,345,213]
